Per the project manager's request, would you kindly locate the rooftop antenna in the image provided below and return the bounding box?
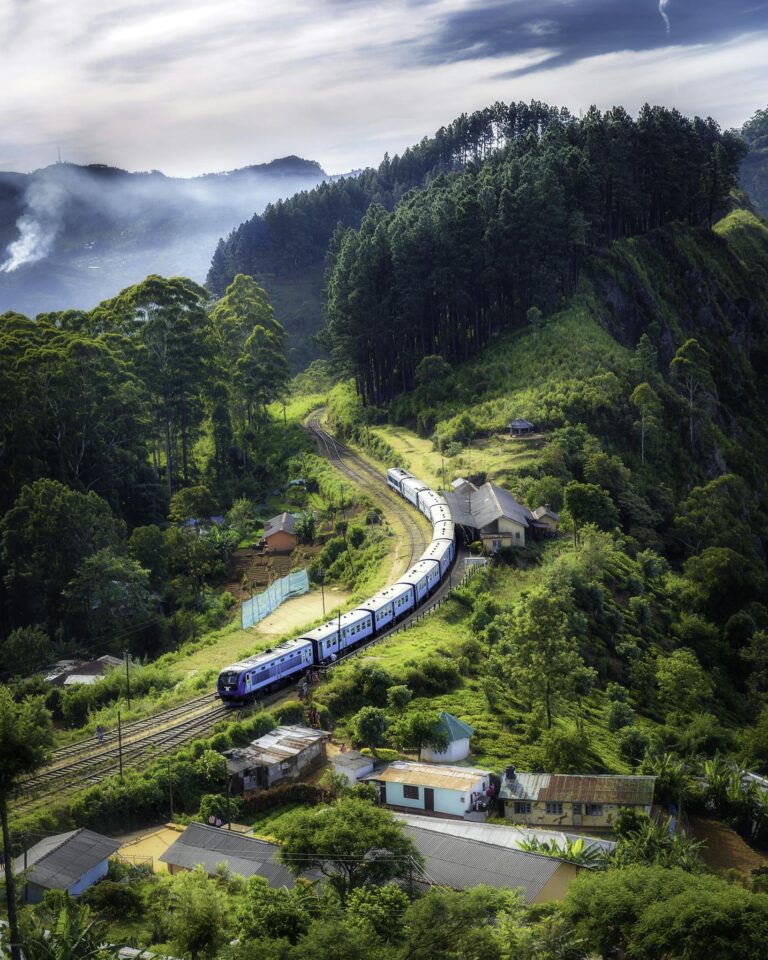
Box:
[57,146,62,164]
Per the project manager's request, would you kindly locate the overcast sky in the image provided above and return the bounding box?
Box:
[1,0,767,177]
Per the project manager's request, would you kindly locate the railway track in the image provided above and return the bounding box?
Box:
[13,696,231,809]
[307,415,429,574]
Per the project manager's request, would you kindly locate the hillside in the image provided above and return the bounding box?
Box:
[323,209,768,773]
[740,105,768,217]
[0,157,325,322]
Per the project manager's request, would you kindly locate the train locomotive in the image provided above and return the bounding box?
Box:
[216,468,456,703]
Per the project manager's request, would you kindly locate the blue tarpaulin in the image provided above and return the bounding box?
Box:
[241,568,310,629]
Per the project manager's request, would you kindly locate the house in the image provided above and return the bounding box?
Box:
[367,761,494,818]
[401,817,581,903]
[223,725,330,794]
[44,655,124,686]
[532,505,560,535]
[12,829,120,904]
[331,750,375,786]
[159,822,296,885]
[421,712,475,763]
[262,513,298,553]
[508,418,535,437]
[499,769,657,832]
[445,480,558,552]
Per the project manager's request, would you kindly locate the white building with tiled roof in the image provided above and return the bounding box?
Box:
[422,712,475,763]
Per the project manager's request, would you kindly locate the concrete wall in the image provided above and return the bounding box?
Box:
[531,862,580,904]
[264,531,297,554]
[421,738,470,763]
[385,775,488,816]
[504,800,651,832]
[24,860,109,904]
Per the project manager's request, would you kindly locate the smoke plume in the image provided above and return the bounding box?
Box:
[659,0,671,36]
[0,179,65,273]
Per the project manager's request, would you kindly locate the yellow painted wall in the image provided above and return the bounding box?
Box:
[531,862,581,903]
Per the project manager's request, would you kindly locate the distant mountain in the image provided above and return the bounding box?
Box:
[0,156,326,317]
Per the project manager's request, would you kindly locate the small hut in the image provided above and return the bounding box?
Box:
[508,419,534,437]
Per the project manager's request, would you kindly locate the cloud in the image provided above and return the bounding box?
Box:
[0,0,766,177]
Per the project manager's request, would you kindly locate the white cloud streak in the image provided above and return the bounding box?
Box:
[0,1,765,176]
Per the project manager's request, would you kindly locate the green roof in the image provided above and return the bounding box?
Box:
[439,712,475,743]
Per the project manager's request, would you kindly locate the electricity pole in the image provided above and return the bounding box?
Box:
[124,650,131,710]
[117,708,124,781]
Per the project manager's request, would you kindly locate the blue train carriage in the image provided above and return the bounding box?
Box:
[358,583,415,632]
[217,638,314,702]
[387,467,412,494]
[420,537,455,576]
[300,619,343,664]
[430,501,452,526]
[433,519,455,543]
[417,489,446,522]
[396,558,441,602]
[400,475,428,507]
[338,609,374,653]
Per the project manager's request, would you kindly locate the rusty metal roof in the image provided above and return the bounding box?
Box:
[500,773,656,805]
[369,761,491,792]
[226,725,329,769]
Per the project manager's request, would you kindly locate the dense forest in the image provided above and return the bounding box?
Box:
[0,274,296,673]
[741,106,768,217]
[324,105,746,403]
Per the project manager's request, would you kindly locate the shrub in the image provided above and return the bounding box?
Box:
[274,701,306,725]
[608,701,635,732]
[404,656,460,695]
[82,880,144,919]
[617,726,650,765]
[241,783,328,815]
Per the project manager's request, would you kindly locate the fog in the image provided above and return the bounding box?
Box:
[0,158,326,316]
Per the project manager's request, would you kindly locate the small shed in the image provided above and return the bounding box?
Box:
[13,829,120,904]
[531,505,560,536]
[508,419,535,436]
[367,761,493,818]
[262,513,298,553]
[224,725,330,794]
[159,822,296,884]
[422,712,475,763]
[332,750,375,786]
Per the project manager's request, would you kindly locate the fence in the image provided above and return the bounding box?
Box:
[241,568,310,629]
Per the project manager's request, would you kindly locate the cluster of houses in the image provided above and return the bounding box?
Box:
[8,711,659,910]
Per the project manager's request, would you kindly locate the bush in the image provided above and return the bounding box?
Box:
[82,880,144,919]
[241,783,328,815]
[198,793,243,824]
[348,526,366,548]
[608,701,635,732]
[274,701,306,725]
[404,656,460,695]
[617,726,650,765]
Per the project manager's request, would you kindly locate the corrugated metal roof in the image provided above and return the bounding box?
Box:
[332,751,374,772]
[438,712,475,743]
[263,513,296,538]
[369,762,490,791]
[397,814,616,853]
[532,506,560,522]
[14,829,120,890]
[446,482,532,532]
[404,825,565,900]
[226,726,329,770]
[499,773,656,805]
[159,823,296,885]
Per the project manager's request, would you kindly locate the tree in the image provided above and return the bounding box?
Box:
[673,474,753,556]
[345,883,409,943]
[629,381,662,464]
[274,798,422,906]
[401,886,521,960]
[351,706,388,756]
[386,684,412,714]
[16,898,124,960]
[563,482,618,546]
[169,485,216,523]
[0,625,53,678]
[0,479,123,631]
[493,591,593,728]
[390,710,449,760]
[670,338,715,455]
[0,689,54,960]
[656,649,713,716]
[526,305,544,342]
[167,866,229,960]
[235,876,311,944]
[631,332,658,383]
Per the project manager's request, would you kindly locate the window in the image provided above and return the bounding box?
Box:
[492,539,501,551]
[513,801,532,815]
[586,804,603,817]
[572,803,582,815]
[545,802,564,815]
[403,785,419,800]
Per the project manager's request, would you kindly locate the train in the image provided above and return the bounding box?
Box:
[216,468,456,703]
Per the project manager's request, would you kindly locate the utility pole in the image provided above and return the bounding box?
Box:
[226,777,232,830]
[117,708,124,781]
[441,455,446,491]
[124,650,131,710]
[340,482,346,519]
[168,758,174,818]
[319,569,326,617]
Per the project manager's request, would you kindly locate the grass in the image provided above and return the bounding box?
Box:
[250,802,305,841]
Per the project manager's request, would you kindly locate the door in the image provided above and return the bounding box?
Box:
[380,783,387,806]
[424,788,435,812]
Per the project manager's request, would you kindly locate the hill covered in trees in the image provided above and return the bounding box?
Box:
[741,106,768,218]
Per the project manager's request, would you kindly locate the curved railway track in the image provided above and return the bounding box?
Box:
[307,415,429,575]
[13,417,464,814]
